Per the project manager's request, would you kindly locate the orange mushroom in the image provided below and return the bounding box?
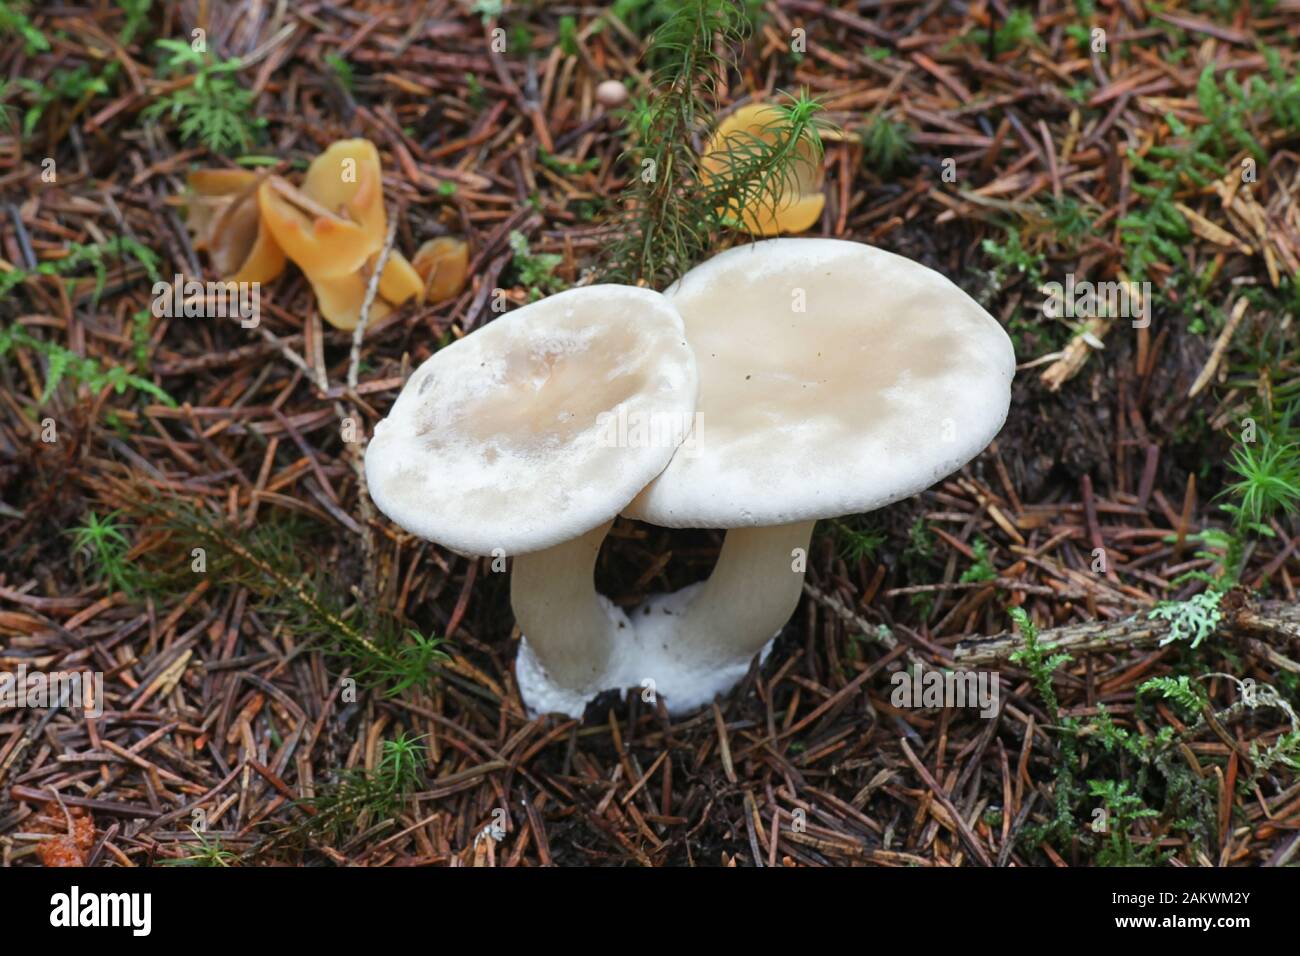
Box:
[188,140,426,331]
[308,271,392,331]
[301,138,387,251]
[257,175,381,279]
[305,253,425,331]
[186,169,286,284]
[700,104,825,236]
[412,237,470,302]
[374,251,425,306]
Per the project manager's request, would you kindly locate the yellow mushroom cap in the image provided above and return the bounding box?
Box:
[374,251,424,306]
[185,169,287,284]
[257,175,382,279]
[412,237,470,303]
[308,270,393,331]
[301,139,387,252]
[216,196,287,285]
[186,169,258,250]
[304,252,420,331]
[701,104,825,236]
[194,141,416,329]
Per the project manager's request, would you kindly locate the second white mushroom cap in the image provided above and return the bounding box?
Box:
[624,238,1016,528]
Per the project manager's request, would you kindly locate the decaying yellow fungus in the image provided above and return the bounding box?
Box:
[254,139,426,329]
[256,174,380,280]
[186,139,434,330]
[412,237,470,303]
[700,104,825,236]
[305,252,427,330]
[306,270,393,329]
[185,169,286,284]
[374,250,425,305]
[301,139,388,253]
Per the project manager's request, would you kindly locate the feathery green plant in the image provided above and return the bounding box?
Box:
[161,828,238,867]
[1065,78,1096,105]
[1,237,168,409]
[1217,433,1300,584]
[1143,432,1298,652]
[1064,24,1092,51]
[324,53,354,93]
[358,630,452,697]
[830,518,886,564]
[905,517,933,562]
[1120,115,1219,283]
[965,8,1037,55]
[69,511,141,596]
[1008,606,1071,721]
[959,538,997,583]
[601,0,824,287]
[131,309,153,370]
[1195,52,1300,161]
[145,38,263,152]
[539,149,601,177]
[0,323,175,407]
[507,230,566,300]
[123,494,450,697]
[464,72,486,110]
[376,732,427,797]
[705,91,825,231]
[0,0,49,54]
[558,15,580,56]
[254,732,427,857]
[609,0,765,46]
[1196,65,1267,162]
[1121,52,1300,284]
[15,64,116,139]
[861,112,913,176]
[1087,779,1163,866]
[117,0,152,45]
[0,78,13,131]
[981,228,1046,292]
[0,235,160,303]
[1223,436,1300,527]
[1008,610,1221,865]
[1138,675,1207,720]
[62,236,160,299]
[1043,195,1095,248]
[1172,430,1300,590]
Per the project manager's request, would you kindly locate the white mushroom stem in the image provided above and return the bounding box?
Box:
[510,520,616,694]
[670,520,816,669]
[511,519,817,717]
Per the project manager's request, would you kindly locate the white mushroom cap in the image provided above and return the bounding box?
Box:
[366,285,696,555]
[624,238,1015,528]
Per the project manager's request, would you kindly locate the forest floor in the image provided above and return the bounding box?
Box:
[1,1,1298,867]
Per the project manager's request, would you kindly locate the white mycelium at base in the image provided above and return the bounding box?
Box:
[515,584,778,718]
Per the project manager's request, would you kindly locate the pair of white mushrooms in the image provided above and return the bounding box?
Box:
[365,238,1016,717]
